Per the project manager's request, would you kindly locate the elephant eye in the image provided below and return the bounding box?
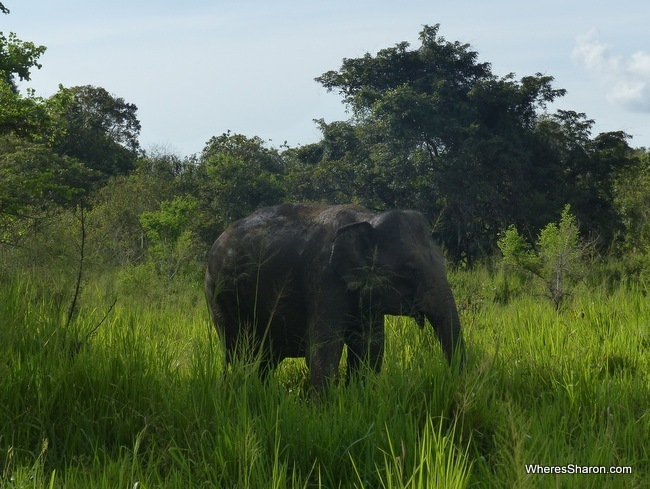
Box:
[402,263,417,277]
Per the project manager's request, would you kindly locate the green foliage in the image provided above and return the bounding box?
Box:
[140,195,197,245]
[0,81,50,138]
[85,152,192,268]
[194,132,286,239]
[0,34,143,251]
[1,267,648,488]
[314,24,577,260]
[48,85,141,182]
[613,149,650,251]
[0,23,645,268]
[312,25,641,261]
[2,18,650,487]
[0,32,50,139]
[86,176,156,267]
[535,112,635,244]
[0,31,46,89]
[498,205,589,308]
[370,418,472,489]
[497,225,539,274]
[139,195,201,279]
[0,136,91,245]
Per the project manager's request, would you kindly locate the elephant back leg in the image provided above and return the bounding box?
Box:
[211,291,249,366]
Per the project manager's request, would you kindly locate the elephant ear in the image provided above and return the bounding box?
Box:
[330,221,376,290]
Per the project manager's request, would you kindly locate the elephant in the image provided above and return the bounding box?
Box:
[204,203,465,391]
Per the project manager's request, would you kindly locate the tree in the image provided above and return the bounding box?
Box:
[535,111,635,245]
[315,24,569,261]
[613,149,650,251]
[0,135,91,245]
[0,32,46,90]
[81,148,196,269]
[283,120,377,206]
[0,30,49,137]
[0,81,49,138]
[50,85,142,181]
[0,30,93,247]
[498,205,589,309]
[281,142,327,203]
[195,132,285,240]
[140,195,200,279]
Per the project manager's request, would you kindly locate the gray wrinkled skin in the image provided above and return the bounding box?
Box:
[205,203,465,392]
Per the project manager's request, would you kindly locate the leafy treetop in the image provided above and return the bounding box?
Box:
[0,32,46,90]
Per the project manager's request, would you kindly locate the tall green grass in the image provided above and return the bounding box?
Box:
[1,269,648,487]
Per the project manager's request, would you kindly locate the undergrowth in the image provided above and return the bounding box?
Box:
[1,268,648,488]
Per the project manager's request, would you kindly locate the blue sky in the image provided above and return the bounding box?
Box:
[5,0,650,155]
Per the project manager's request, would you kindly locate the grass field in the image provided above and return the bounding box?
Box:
[1,268,648,488]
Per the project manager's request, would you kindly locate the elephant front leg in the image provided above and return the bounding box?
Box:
[345,316,385,383]
[307,336,345,393]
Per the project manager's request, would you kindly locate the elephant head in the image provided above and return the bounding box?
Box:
[330,210,465,366]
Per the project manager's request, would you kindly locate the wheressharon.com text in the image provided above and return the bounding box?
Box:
[526,464,632,475]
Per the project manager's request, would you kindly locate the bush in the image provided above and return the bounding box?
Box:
[139,196,203,280]
[498,205,590,308]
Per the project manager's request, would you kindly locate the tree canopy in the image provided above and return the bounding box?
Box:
[0,23,647,269]
[313,24,580,259]
[0,32,46,90]
[0,27,142,244]
[306,24,640,260]
[49,85,142,180]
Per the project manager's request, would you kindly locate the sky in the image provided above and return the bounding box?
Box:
[4,0,650,156]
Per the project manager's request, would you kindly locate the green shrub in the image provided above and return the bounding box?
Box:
[498,205,590,308]
[139,196,203,280]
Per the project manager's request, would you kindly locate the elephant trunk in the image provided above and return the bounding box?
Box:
[423,289,465,368]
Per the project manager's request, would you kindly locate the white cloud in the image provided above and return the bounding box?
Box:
[607,80,650,112]
[573,30,650,113]
[629,51,650,78]
[572,30,620,73]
